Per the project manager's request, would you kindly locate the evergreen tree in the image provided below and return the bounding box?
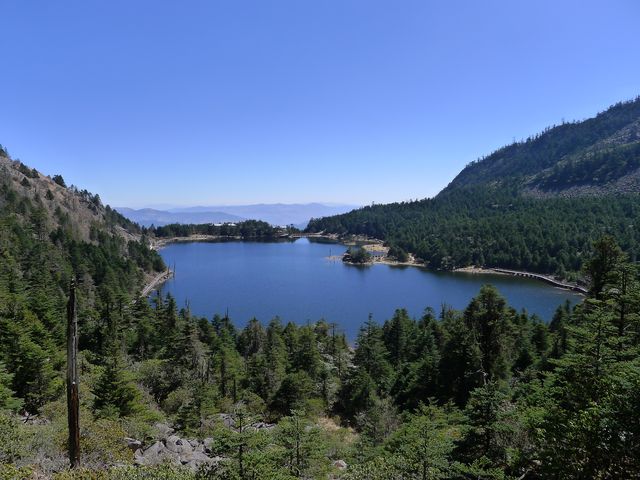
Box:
[276,409,325,477]
[0,362,21,412]
[385,403,460,480]
[92,352,141,418]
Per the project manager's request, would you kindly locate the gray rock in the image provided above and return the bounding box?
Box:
[135,440,182,466]
[166,435,193,455]
[124,437,142,451]
[218,413,235,428]
[251,421,275,431]
[153,422,175,439]
[179,439,193,455]
[203,437,215,452]
[333,459,348,470]
[165,435,181,453]
[163,449,182,466]
[181,451,212,463]
[182,451,219,471]
[135,441,164,466]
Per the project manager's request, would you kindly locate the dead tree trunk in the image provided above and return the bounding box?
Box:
[67,280,80,468]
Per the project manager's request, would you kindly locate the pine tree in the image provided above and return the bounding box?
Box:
[463,285,514,382]
[276,409,325,477]
[92,353,140,418]
[385,403,460,480]
[0,362,21,412]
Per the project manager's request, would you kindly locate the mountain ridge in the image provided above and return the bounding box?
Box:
[117,202,359,228]
[441,96,640,196]
[115,207,245,227]
[306,97,640,276]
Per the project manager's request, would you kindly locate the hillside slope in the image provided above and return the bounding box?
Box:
[0,153,143,244]
[443,97,640,196]
[306,97,640,277]
[0,146,164,412]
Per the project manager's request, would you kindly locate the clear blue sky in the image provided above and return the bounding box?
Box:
[1,1,639,208]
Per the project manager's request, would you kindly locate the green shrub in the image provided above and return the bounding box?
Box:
[0,464,34,480]
[0,414,26,464]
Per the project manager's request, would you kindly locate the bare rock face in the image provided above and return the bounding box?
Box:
[133,417,274,470]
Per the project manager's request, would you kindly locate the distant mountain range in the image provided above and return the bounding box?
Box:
[116,203,358,228]
[115,208,245,228]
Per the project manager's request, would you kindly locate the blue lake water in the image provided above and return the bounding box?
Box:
[157,238,581,339]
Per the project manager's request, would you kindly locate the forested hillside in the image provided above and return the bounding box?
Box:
[444,97,640,195]
[307,98,640,277]
[0,147,164,413]
[0,148,639,479]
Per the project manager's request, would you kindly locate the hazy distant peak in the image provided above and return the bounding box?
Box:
[117,203,359,228]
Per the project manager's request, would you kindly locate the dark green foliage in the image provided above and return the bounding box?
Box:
[153,219,296,239]
[271,372,314,416]
[276,410,326,477]
[308,187,640,276]
[16,162,39,179]
[0,363,21,412]
[344,246,372,264]
[52,174,66,187]
[388,244,409,262]
[92,354,141,418]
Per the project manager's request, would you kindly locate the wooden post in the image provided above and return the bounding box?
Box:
[66,280,80,468]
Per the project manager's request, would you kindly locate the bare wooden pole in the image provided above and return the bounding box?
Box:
[66,280,80,468]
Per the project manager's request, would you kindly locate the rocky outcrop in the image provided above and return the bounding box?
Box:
[215,413,275,431]
[131,418,275,471]
[132,425,223,471]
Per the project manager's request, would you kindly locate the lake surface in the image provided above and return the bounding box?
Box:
[158,238,582,339]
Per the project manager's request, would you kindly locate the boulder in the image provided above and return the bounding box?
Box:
[135,440,181,466]
[218,413,235,428]
[135,441,164,466]
[166,435,193,455]
[153,422,175,439]
[251,421,275,431]
[333,459,348,470]
[124,437,142,451]
[182,451,219,471]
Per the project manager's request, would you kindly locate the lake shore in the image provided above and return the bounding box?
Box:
[150,234,244,250]
[454,266,587,294]
[453,266,509,275]
[151,233,587,294]
[141,268,174,296]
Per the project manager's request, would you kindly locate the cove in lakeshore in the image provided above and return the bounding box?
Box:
[156,238,582,340]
